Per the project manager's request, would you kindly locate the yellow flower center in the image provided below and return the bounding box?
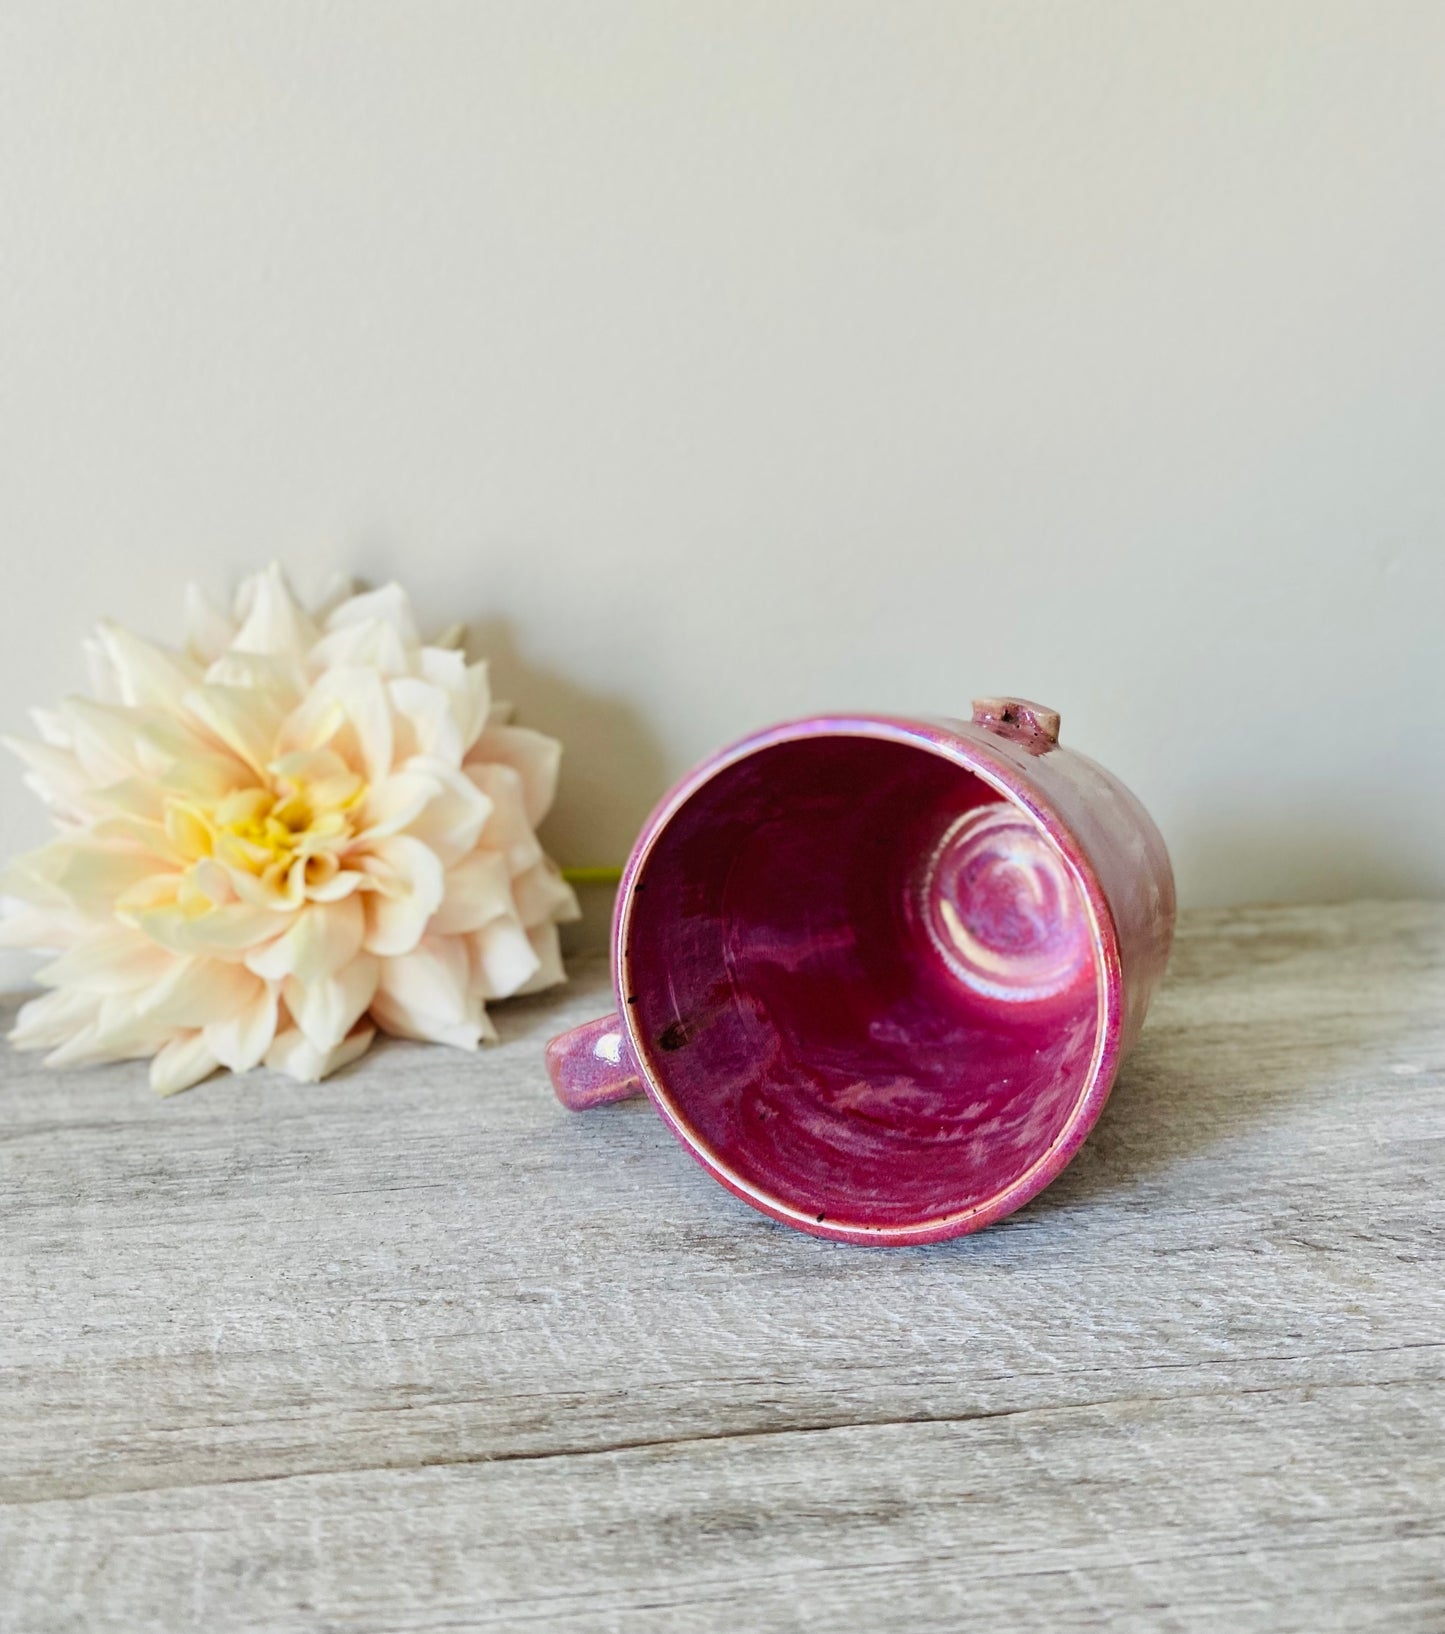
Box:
[163,753,366,908]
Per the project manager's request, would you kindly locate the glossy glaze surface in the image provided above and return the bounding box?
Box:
[548,707,1175,1245]
[623,734,1103,1235]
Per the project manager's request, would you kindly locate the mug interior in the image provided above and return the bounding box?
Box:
[621,729,1107,1238]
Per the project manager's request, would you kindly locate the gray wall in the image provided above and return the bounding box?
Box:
[3,3,1441,946]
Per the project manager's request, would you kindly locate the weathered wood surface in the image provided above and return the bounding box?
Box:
[1,900,1442,1633]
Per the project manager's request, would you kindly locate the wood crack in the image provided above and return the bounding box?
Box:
[4,1371,1438,1509]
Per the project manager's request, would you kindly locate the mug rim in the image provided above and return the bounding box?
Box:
[611,713,1126,1246]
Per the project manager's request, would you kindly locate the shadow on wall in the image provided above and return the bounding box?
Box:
[463,615,667,950]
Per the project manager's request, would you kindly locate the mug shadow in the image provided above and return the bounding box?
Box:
[1002,899,1409,1233]
[1006,808,1426,1225]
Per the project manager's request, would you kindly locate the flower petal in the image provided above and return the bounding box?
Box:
[57,697,148,785]
[306,868,366,903]
[410,762,493,869]
[265,1022,375,1083]
[217,854,308,912]
[353,769,444,841]
[29,707,71,748]
[35,927,177,994]
[88,815,181,867]
[429,850,512,935]
[184,582,235,663]
[359,835,445,956]
[43,999,170,1068]
[133,900,286,958]
[281,669,393,786]
[466,913,541,1001]
[510,858,581,928]
[467,725,562,827]
[463,763,543,875]
[204,649,306,706]
[82,633,122,704]
[418,651,490,754]
[371,934,494,1048]
[324,582,420,648]
[94,621,202,710]
[283,953,379,1053]
[150,1032,222,1097]
[230,562,319,656]
[308,618,410,678]
[204,980,280,1073]
[245,897,365,982]
[9,987,101,1052]
[137,956,264,1030]
[93,776,168,823]
[388,678,461,765]
[0,902,86,952]
[2,836,164,916]
[2,734,94,819]
[182,684,287,779]
[516,922,567,995]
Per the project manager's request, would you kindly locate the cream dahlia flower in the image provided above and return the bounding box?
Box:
[2,565,579,1093]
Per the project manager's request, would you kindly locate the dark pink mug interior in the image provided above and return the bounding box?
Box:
[622,731,1112,1241]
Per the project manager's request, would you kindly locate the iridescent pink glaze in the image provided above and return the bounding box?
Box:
[546,702,1175,1246]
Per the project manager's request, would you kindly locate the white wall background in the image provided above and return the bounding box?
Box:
[2,2,1442,942]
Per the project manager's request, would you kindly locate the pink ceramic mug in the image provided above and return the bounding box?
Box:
[547,701,1174,1245]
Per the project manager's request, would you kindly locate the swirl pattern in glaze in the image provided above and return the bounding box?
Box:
[920,802,1092,1005]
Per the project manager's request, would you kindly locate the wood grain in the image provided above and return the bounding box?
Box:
[1,901,1442,1632]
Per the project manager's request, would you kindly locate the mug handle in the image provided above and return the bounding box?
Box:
[545,1013,647,1110]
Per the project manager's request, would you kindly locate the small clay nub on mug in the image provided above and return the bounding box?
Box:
[971,697,1061,749]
